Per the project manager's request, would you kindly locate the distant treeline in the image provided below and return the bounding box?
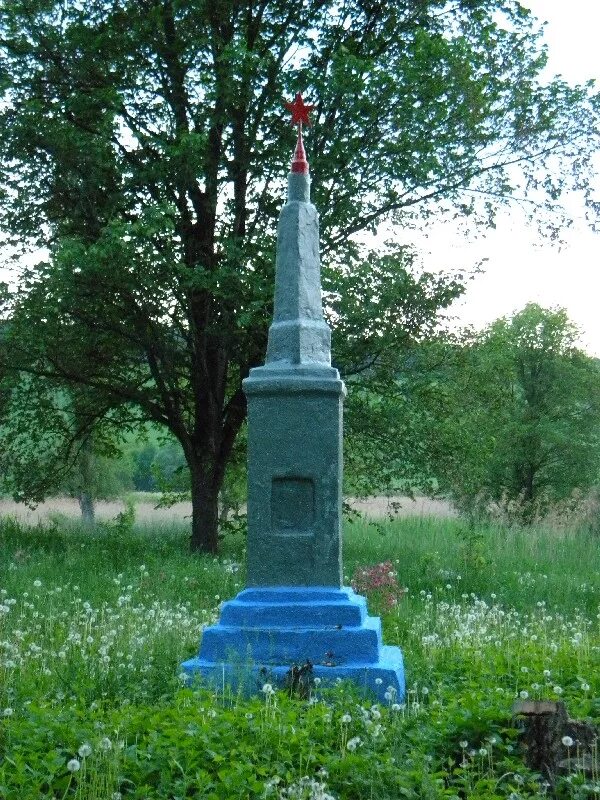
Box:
[0,429,189,500]
[2,304,600,532]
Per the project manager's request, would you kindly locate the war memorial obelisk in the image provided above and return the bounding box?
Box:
[182,95,405,701]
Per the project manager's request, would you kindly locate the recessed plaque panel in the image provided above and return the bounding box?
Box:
[272,477,314,534]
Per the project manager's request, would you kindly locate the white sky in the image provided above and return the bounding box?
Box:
[2,1,599,352]
[415,0,600,354]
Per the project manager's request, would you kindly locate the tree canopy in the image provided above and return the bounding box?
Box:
[1,0,599,550]
[434,305,600,522]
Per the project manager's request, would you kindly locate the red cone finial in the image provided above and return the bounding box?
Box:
[285,93,314,175]
[291,127,308,174]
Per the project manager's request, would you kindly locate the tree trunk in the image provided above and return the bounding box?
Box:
[218,490,231,529]
[521,461,537,524]
[189,456,222,553]
[79,492,95,526]
[184,380,247,553]
[78,435,96,527]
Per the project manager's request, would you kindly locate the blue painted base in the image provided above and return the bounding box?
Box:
[181,587,405,702]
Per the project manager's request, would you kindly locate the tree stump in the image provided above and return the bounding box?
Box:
[285,661,314,699]
[512,699,598,782]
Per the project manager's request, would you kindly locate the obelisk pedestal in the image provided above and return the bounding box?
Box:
[182,97,405,701]
[244,168,344,589]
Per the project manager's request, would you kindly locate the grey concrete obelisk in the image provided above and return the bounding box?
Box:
[182,99,405,700]
[243,128,345,587]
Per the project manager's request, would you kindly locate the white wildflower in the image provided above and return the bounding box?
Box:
[562,736,574,748]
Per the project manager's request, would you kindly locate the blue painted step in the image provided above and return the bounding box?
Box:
[182,644,405,701]
[220,587,367,628]
[200,614,382,665]
[181,586,406,702]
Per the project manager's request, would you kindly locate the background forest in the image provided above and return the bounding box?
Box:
[1,0,600,550]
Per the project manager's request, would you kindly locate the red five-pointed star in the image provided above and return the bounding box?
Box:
[285,93,314,126]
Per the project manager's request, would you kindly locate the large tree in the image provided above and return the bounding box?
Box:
[0,0,598,550]
[434,305,600,522]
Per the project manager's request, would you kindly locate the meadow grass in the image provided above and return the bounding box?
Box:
[0,513,599,799]
[345,516,600,616]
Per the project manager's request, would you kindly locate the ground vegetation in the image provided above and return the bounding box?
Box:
[0,515,598,798]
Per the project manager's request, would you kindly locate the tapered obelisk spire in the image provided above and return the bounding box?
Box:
[266,93,331,367]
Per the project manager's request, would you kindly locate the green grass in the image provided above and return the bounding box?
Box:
[346,516,600,616]
[0,515,599,799]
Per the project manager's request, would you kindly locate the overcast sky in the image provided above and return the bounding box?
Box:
[416,0,600,354]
